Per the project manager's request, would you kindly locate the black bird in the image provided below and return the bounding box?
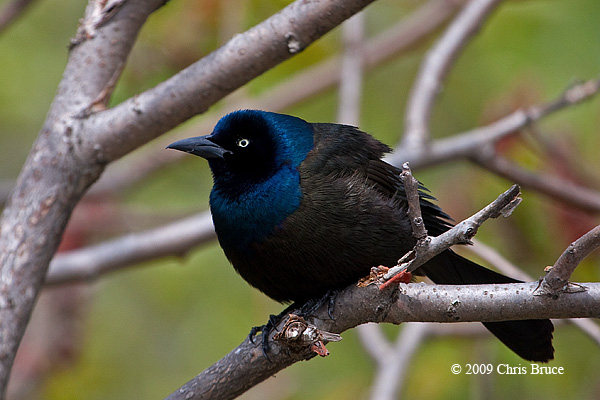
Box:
[167,110,554,362]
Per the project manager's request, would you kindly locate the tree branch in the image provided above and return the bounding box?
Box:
[473,152,600,212]
[80,0,379,165]
[337,11,365,125]
[0,0,463,206]
[259,0,463,112]
[402,0,503,152]
[384,183,521,280]
[46,212,215,285]
[0,1,163,394]
[392,79,600,171]
[167,280,600,400]
[362,322,428,400]
[0,0,37,34]
[388,78,600,213]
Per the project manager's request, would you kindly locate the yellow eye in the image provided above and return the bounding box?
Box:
[237,138,250,148]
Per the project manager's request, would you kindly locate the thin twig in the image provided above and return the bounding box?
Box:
[539,225,600,295]
[389,78,600,170]
[473,153,600,212]
[400,162,428,241]
[0,0,37,34]
[384,183,521,280]
[46,212,215,285]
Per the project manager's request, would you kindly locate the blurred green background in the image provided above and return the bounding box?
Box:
[1,0,599,398]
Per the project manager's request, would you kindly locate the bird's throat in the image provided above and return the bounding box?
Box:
[209,164,302,255]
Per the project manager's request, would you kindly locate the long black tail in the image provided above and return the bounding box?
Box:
[419,250,554,362]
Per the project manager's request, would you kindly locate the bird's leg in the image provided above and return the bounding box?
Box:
[298,289,339,320]
[248,313,281,343]
[248,290,339,359]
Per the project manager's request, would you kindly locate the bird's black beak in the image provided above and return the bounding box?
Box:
[166,135,231,159]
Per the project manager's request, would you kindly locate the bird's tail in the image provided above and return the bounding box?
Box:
[419,250,555,362]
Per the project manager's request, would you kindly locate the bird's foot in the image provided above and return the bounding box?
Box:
[248,291,339,359]
[297,289,338,320]
[249,305,295,360]
[357,265,413,290]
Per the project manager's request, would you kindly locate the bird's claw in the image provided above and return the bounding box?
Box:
[248,292,339,360]
[298,289,338,320]
[248,313,284,359]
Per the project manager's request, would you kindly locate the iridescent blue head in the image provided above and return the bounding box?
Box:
[167,110,315,252]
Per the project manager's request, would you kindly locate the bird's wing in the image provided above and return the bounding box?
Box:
[308,123,453,236]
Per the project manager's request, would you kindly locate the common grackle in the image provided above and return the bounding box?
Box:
[167,110,554,362]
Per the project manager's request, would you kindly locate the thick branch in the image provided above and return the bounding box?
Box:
[167,281,600,400]
[81,0,378,164]
[0,1,163,394]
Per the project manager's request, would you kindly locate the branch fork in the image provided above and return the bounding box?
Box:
[536,224,600,297]
[383,164,600,304]
[383,163,523,283]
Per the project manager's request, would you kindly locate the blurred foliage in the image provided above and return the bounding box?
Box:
[1,0,600,399]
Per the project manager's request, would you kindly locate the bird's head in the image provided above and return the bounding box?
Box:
[167,110,314,191]
[167,110,316,250]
